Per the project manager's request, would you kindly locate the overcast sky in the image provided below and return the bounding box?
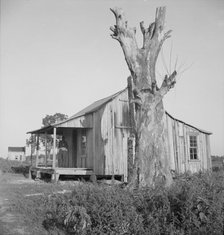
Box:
[0,0,224,157]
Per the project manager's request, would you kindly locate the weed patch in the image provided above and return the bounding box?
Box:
[43,172,224,234]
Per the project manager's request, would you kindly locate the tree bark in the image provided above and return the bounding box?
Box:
[110,7,177,188]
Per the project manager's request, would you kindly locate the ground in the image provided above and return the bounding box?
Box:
[0,172,77,235]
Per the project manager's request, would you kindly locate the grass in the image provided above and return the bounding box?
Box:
[1,158,224,234]
[1,177,80,234]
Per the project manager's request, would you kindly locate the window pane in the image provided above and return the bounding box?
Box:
[189,135,198,160]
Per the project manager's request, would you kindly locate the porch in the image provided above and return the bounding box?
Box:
[27,121,94,181]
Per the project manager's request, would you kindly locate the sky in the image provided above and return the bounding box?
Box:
[0,0,224,157]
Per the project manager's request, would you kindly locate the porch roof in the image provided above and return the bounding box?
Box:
[27,125,54,134]
[27,126,76,135]
[28,89,126,134]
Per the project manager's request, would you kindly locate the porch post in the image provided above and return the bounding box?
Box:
[45,132,47,167]
[52,127,57,169]
[30,134,33,166]
[35,134,39,167]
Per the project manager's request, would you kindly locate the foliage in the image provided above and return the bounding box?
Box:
[42,113,68,127]
[43,184,144,234]
[43,172,224,235]
[0,157,29,174]
[26,134,36,154]
[26,113,68,158]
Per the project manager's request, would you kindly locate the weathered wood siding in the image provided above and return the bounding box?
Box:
[101,90,129,181]
[165,113,211,174]
[56,88,211,179]
[92,108,106,175]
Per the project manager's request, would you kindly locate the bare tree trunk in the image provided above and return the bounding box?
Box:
[110,7,177,188]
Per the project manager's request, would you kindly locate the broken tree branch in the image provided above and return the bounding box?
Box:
[110,7,139,78]
[154,70,177,104]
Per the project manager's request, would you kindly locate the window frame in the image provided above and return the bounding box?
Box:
[189,134,199,160]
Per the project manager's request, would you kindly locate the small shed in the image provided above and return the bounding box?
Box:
[8,147,26,161]
[28,88,212,181]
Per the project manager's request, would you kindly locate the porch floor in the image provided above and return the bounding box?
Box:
[30,166,94,182]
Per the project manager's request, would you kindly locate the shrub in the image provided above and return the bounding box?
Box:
[43,172,224,234]
[43,184,144,234]
[0,157,30,174]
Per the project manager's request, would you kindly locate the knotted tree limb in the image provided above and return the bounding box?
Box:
[110,7,139,79]
[154,70,177,106]
[110,6,176,98]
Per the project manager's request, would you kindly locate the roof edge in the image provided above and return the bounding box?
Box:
[165,111,212,135]
[55,88,127,126]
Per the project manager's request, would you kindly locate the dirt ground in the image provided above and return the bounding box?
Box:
[0,172,76,235]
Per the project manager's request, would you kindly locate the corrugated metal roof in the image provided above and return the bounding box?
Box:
[8,147,25,152]
[55,89,126,126]
[71,89,125,118]
[27,88,212,135]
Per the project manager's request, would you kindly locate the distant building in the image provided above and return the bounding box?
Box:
[8,147,26,161]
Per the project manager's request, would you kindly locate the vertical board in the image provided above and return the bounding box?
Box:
[165,114,175,171]
[94,107,106,175]
[86,129,93,168]
[102,90,129,181]
[206,135,212,169]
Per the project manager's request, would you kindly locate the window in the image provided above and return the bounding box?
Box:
[189,135,198,160]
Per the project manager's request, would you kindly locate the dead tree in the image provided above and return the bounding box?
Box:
[110,7,177,188]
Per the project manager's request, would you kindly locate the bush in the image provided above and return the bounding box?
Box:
[43,172,224,234]
[0,157,30,174]
[43,184,144,234]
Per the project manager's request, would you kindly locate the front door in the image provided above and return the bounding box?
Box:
[72,130,78,167]
[77,129,87,168]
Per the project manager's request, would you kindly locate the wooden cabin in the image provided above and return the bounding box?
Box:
[28,88,212,181]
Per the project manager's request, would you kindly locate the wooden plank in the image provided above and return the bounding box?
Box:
[92,113,96,173]
[172,120,179,173]
[165,114,175,171]
[87,129,93,168]
[30,167,55,174]
[45,132,47,168]
[36,135,39,167]
[206,135,212,169]
[183,123,188,172]
[55,168,93,175]
[93,106,105,175]
[52,128,57,168]
[30,167,93,175]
